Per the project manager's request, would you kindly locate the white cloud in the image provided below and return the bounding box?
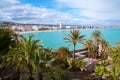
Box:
[0,0,120,25]
[0,0,19,8]
[55,0,120,20]
[0,0,73,24]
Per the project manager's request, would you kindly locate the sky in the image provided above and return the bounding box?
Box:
[0,0,120,26]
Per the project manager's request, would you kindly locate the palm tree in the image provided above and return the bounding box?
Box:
[84,40,95,58]
[0,28,18,79]
[0,42,24,80]
[101,39,109,53]
[19,35,42,80]
[0,56,13,80]
[64,29,85,60]
[92,30,102,45]
[105,43,120,80]
[108,66,120,80]
[0,35,41,80]
[110,46,120,69]
[4,47,25,80]
[35,48,68,80]
[34,48,52,80]
[64,29,85,78]
[91,30,102,58]
[100,39,109,62]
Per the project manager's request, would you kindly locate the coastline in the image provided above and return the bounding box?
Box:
[15,27,116,34]
[15,29,69,34]
[14,28,96,34]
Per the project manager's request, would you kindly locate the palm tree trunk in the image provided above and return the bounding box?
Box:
[73,44,76,78]
[73,44,75,60]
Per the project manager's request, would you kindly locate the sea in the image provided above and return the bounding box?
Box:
[23,28,120,50]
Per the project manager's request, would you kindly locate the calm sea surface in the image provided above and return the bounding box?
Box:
[23,28,120,50]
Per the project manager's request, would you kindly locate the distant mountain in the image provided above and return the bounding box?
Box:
[0,21,60,27]
[0,21,21,27]
[1,21,116,28]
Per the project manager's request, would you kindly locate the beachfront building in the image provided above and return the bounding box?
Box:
[59,22,63,29]
[32,26,38,31]
[66,26,71,29]
[52,26,58,30]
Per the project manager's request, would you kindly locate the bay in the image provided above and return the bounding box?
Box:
[23,28,120,50]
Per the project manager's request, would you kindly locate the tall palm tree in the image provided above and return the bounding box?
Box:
[64,29,85,60]
[64,29,85,78]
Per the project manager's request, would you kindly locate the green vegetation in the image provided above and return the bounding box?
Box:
[94,65,108,79]
[0,28,70,80]
[0,28,16,55]
[84,39,95,58]
[74,59,86,71]
[84,30,109,60]
[64,29,85,78]
[108,44,120,80]
[0,28,120,80]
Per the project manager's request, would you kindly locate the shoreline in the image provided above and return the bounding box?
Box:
[15,29,69,34]
[15,27,118,34]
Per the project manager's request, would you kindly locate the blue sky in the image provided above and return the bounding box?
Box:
[0,0,120,26]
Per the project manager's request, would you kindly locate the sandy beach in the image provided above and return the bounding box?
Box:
[15,28,92,34]
[15,29,69,34]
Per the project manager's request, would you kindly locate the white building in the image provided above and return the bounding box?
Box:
[32,26,38,31]
[59,22,63,29]
[66,26,71,29]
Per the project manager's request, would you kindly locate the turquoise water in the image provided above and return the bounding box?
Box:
[23,28,120,50]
